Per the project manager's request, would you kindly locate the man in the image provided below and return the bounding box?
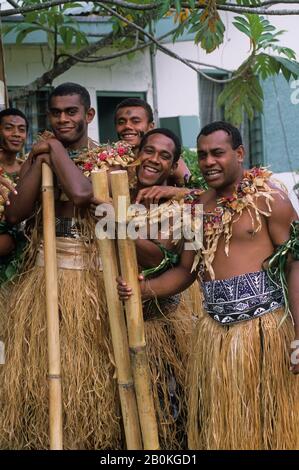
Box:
[115,98,191,186]
[95,128,193,449]
[118,121,299,450]
[1,83,120,449]
[0,108,27,269]
[0,108,27,178]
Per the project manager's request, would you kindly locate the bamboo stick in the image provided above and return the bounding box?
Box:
[110,170,159,451]
[91,170,142,450]
[42,163,63,450]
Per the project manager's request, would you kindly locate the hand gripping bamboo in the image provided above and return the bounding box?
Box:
[110,170,159,450]
[91,170,142,450]
[42,163,63,450]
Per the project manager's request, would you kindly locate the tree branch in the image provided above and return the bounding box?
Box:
[98,3,246,84]
[0,0,159,17]
[9,31,115,99]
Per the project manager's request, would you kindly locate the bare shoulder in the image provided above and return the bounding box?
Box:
[258,180,298,221]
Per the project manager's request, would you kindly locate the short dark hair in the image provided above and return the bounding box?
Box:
[48,82,91,110]
[139,128,181,163]
[115,98,154,123]
[0,107,29,130]
[197,121,243,150]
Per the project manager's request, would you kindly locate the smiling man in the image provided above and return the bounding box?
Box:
[115,98,191,187]
[0,108,27,267]
[130,128,194,449]
[0,108,27,178]
[1,83,121,450]
[117,120,299,450]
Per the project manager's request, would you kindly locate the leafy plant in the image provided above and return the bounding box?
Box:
[182,147,208,190]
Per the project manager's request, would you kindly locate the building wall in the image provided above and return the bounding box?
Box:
[3,12,299,194]
[4,44,153,142]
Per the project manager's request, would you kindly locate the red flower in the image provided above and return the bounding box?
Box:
[117,146,126,156]
[83,162,93,171]
[98,152,107,161]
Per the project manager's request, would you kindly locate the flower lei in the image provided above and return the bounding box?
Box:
[38,130,137,176]
[71,141,136,176]
[0,167,18,219]
[190,167,282,279]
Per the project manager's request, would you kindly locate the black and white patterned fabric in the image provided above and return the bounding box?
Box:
[55,217,81,238]
[202,271,284,325]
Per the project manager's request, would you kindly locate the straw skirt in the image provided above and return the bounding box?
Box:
[188,307,299,450]
[0,238,121,449]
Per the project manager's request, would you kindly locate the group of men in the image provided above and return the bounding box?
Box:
[0,81,298,450]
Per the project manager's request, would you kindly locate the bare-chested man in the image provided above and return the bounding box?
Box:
[118,121,299,450]
[0,108,27,260]
[1,83,120,449]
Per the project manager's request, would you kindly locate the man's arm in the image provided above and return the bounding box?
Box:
[48,139,93,207]
[118,247,196,300]
[135,239,164,269]
[5,157,45,224]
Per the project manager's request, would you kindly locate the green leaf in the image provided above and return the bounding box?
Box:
[233,20,251,39]
[272,56,299,80]
[217,71,263,126]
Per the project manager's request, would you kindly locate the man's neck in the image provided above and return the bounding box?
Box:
[214,168,244,199]
[0,149,18,168]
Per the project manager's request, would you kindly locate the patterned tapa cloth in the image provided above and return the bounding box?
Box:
[202,270,284,325]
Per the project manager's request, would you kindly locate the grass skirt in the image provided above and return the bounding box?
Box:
[0,238,121,449]
[144,297,195,449]
[188,307,299,449]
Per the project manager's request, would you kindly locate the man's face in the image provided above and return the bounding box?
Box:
[0,115,27,154]
[197,130,244,190]
[48,94,94,148]
[115,106,154,148]
[137,133,177,187]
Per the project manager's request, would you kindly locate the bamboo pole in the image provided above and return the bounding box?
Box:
[110,170,159,451]
[91,170,142,450]
[42,163,63,450]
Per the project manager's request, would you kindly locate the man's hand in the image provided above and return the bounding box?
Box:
[116,274,144,301]
[31,141,51,158]
[135,186,189,206]
[90,196,109,221]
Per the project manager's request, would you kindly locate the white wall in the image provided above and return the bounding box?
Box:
[156,12,299,119]
[273,171,299,214]
[4,45,153,142]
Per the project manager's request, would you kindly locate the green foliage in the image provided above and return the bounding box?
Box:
[219,14,299,124]
[3,0,88,61]
[3,0,299,128]
[182,148,208,190]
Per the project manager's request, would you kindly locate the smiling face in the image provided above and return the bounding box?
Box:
[48,94,95,149]
[197,130,244,191]
[115,106,154,149]
[0,115,27,154]
[137,133,177,187]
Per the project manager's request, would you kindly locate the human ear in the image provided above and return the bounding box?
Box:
[170,162,178,174]
[86,107,95,124]
[237,145,245,163]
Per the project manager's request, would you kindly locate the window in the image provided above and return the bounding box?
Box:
[97,91,146,143]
